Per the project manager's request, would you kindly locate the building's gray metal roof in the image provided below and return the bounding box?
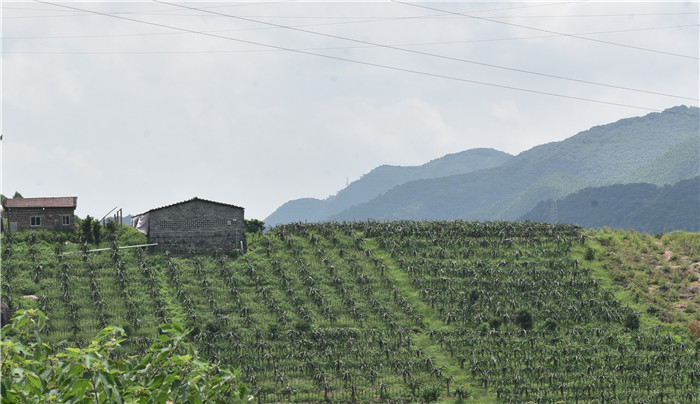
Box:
[135,197,244,216]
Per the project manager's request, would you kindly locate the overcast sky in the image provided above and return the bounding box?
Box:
[2,1,698,221]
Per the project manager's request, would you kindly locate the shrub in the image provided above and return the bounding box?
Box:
[515,310,533,331]
[624,312,640,330]
[420,383,443,403]
[79,215,96,244]
[478,322,490,334]
[10,278,37,296]
[543,319,558,332]
[454,385,471,401]
[294,321,311,333]
[117,225,148,246]
[1,309,250,403]
[585,247,596,261]
[688,320,700,339]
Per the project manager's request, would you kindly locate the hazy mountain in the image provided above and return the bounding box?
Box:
[623,135,699,186]
[329,105,699,222]
[519,177,699,233]
[265,148,512,226]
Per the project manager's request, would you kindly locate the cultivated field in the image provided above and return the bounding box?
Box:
[2,221,698,403]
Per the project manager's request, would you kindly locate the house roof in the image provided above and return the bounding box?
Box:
[136,197,244,216]
[2,197,78,209]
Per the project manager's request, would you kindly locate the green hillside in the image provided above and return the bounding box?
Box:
[2,223,698,403]
[623,135,700,186]
[330,106,699,223]
[520,177,700,233]
[265,148,512,227]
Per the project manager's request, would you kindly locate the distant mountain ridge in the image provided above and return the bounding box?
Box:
[267,105,699,231]
[519,177,700,234]
[265,148,512,226]
[329,106,698,223]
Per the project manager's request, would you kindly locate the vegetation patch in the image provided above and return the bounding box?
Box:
[2,222,698,403]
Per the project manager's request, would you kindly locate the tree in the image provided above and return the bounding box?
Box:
[12,191,23,199]
[245,219,265,234]
[91,219,102,244]
[80,215,95,243]
[78,215,102,244]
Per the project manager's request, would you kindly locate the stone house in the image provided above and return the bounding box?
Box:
[131,197,246,252]
[2,197,78,232]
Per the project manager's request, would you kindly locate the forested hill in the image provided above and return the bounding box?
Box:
[330,106,698,224]
[623,135,699,186]
[520,177,700,233]
[265,148,512,227]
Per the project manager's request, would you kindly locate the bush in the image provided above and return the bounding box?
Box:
[585,247,596,261]
[543,318,558,332]
[245,219,266,234]
[9,278,37,296]
[79,215,96,244]
[624,312,640,330]
[689,320,700,339]
[1,309,250,403]
[116,225,148,246]
[515,309,533,330]
[420,383,442,403]
[454,385,471,401]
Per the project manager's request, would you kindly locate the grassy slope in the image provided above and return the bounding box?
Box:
[581,229,700,333]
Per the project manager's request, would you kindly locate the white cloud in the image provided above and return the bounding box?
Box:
[1,1,697,220]
[316,96,456,166]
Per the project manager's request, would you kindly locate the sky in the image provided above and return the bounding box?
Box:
[2,1,698,221]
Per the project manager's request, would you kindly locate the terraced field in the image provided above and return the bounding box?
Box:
[2,221,698,403]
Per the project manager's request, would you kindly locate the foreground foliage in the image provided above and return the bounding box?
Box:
[1,309,249,403]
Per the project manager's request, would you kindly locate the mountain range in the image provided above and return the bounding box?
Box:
[265,148,512,225]
[266,105,699,230]
[520,176,699,233]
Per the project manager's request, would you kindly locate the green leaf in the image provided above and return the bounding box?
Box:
[25,372,43,392]
[84,352,99,368]
[63,363,84,381]
[153,391,169,404]
[66,379,92,398]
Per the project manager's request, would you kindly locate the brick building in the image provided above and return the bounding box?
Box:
[131,197,246,252]
[2,197,78,232]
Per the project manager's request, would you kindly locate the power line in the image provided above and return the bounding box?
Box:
[6,4,699,19]
[391,0,699,61]
[32,0,697,115]
[155,0,697,102]
[5,23,695,44]
[3,2,571,19]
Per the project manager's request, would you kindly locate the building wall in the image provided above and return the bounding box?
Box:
[147,200,246,251]
[6,208,76,232]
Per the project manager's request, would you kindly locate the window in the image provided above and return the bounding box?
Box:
[30,216,42,226]
[62,215,71,225]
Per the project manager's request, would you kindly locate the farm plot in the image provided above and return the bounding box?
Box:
[1,222,697,403]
